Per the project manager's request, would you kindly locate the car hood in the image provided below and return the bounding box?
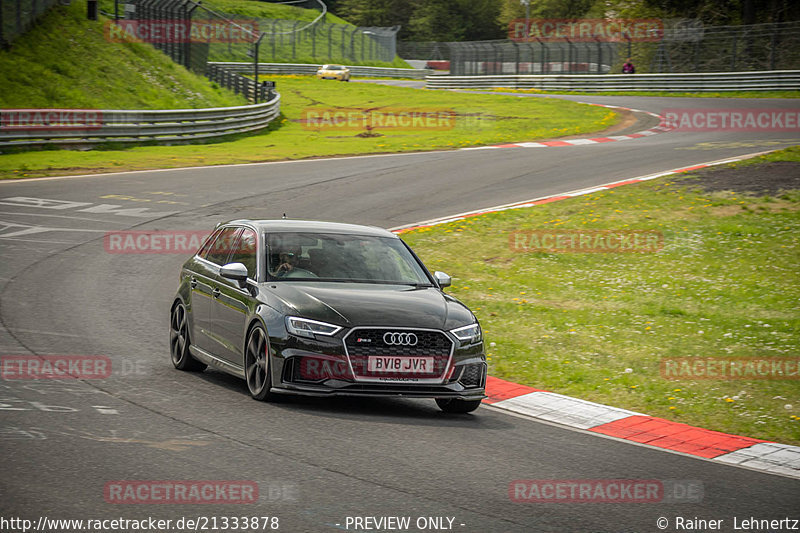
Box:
[263,282,475,330]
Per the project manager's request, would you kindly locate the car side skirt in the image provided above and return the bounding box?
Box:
[190,345,245,379]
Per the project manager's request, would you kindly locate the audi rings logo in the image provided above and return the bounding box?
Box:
[383,332,418,346]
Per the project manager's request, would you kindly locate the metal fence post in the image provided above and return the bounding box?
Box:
[291,20,299,59]
[349,27,357,61]
[596,38,602,73]
[770,22,777,70]
[253,32,265,103]
[311,21,316,60]
[271,19,277,59]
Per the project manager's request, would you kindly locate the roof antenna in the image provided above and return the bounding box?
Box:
[282,213,287,219]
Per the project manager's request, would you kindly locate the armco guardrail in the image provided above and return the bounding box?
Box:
[425,70,800,92]
[210,62,431,79]
[0,95,280,149]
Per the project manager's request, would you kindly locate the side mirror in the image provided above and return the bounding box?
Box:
[220,262,249,288]
[433,271,451,288]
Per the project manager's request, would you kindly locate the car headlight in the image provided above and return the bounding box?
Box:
[286,317,342,339]
[450,323,482,345]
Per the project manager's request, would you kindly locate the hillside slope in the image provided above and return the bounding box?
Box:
[0,2,247,109]
[192,0,352,24]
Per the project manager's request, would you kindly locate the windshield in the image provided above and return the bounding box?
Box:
[266,232,432,285]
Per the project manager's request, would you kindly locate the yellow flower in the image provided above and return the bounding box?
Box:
[725,398,734,403]
[669,406,676,410]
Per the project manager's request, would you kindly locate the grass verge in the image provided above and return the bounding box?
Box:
[402,146,800,444]
[1,75,619,179]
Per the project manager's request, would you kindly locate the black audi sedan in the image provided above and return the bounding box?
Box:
[170,220,486,413]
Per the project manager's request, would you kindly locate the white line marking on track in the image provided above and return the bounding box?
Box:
[0,211,128,223]
[92,406,119,415]
[0,238,79,244]
[8,328,81,338]
[514,142,548,148]
[388,149,779,231]
[566,187,607,196]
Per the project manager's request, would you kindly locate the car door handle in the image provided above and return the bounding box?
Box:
[212,288,221,298]
[190,277,197,288]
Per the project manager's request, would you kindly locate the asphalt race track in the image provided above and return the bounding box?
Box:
[1,92,799,532]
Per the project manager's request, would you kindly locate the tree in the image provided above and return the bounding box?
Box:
[408,0,502,41]
[336,0,503,41]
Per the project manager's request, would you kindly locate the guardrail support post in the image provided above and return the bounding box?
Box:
[253,32,265,103]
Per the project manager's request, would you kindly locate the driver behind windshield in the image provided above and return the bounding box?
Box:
[272,246,317,278]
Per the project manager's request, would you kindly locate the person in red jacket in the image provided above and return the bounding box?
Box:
[622,58,636,74]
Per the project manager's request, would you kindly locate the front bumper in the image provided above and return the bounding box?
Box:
[271,328,486,400]
[272,381,486,401]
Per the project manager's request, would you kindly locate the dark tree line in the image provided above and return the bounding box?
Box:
[322,0,799,42]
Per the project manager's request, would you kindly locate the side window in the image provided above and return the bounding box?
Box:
[197,228,222,258]
[203,227,242,266]
[229,228,257,279]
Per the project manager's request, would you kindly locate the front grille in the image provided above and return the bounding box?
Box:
[344,328,453,380]
[459,363,486,388]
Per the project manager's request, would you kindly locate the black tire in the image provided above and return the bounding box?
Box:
[170,302,206,371]
[244,325,276,401]
[436,398,481,414]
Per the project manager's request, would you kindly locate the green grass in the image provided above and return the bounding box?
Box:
[0,2,246,109]
[0,75,619,179]
[180,0,351,24]
[96,0,351,24]
[474,88,800,99]
[402,146,800,445]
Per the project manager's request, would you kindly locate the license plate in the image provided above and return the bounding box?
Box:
[367,356,435,374]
